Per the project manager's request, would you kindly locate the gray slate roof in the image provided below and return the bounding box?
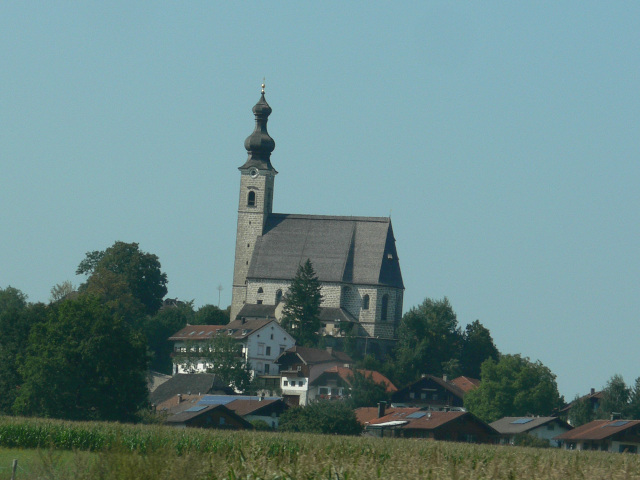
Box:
[490,416,569,434]
[247,214,404,289]
[149,374,232,405]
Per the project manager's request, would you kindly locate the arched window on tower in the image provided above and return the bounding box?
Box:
[247,191,256,207]
[362,294,370,310]
[275,289,283,305]
[380,294,389,321]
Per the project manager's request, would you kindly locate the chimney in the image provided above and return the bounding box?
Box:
[177,394,183,404]
[241,317,246,324]
[377,401,387,418]
[590,388,595,395]
[443,374,448,382]
[611,412,622,421]
[326,347,333,355]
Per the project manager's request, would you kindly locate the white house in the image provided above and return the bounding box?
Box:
[169,318,295,379]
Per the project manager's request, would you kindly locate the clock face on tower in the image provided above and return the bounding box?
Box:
[249,168,259,178]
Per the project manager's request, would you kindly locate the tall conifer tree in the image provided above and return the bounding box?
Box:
[281,259,322,346]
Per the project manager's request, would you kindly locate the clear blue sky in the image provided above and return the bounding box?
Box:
[1,2,638,400]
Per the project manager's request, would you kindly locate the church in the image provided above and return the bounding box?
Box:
[230,86,404,342]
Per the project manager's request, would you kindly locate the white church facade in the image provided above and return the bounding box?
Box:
[230,86,404,341]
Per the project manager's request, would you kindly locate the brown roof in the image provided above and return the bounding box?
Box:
[276,346,352,365]
[356,406,400,425]
[555,419,640,441]
[225,398,287,416]
[450,376,480,393]
[490,416,572,435]
[318,366,397,393]
[368,408,476,430]
[169,318,276,341]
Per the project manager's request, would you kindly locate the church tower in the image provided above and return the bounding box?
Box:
[230,85,277,321]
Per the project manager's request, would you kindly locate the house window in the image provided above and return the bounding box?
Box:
[362,295,370,310]
[247,191,256,207]
[283,380,288,386]
[297,366,302,371]
[319,387,329,395]
[298,381,304,387]
[279,346,285,354]
[270,334,273,340]
[381,294,389,321]
[275,289,283,304]
[219,417,225,425]
[409,392,415,399]
[257,300,263,304]
[264,364,270,374]
[266,346,271,356]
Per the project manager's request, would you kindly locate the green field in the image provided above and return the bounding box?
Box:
[1,416,640,479]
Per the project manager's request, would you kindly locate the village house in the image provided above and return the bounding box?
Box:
[168,318,295,379]
[555,419,640,453]
[165,403,253,430]
[490,416,572,447]
[158,394,288,429]
[230,86,404,348]
[276,346,352,406]
[310,366,396,402]
[358,405,497,443]
[390,375,466,410]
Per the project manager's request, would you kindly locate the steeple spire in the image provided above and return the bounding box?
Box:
[241,83,275,170]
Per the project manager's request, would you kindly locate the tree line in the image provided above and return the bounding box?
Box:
[1,241,635,428]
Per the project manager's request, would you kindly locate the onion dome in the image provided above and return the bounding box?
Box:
[242,83,276,170]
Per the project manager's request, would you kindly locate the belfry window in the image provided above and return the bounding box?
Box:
[257,287,264,294]
[275,289,283,305]
[247,191,256,207]
[381,294,389,321]
[362,295,370,310]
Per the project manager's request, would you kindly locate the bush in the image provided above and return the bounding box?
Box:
[279,401,363,436]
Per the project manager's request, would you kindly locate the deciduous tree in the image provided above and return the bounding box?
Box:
[464,354,564,423]
[279,401,362,435]
[77,241,168,316]
[14,296,149,422]
[459,320,499,379]
[393,297,462,385]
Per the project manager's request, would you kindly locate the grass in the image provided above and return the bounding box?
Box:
[2,416,640,479]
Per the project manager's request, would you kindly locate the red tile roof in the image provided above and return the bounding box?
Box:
[450,376,480,393]
[368,408,469,430]
[318,366,397,392]
[555,419,640,441]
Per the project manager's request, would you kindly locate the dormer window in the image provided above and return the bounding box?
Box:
[247,191,256,207]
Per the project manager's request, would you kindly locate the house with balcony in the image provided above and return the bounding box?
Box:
[390,374,466,410]
[275,346,352,406]
[310,366,396,402]
[169,318,295,381]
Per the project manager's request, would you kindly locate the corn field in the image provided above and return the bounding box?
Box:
[2,416,640,479]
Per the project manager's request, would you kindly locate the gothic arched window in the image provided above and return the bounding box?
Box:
[247,191,256,207]
[275,289,283,305]
[381,294,389,321]
[362,294,370,310]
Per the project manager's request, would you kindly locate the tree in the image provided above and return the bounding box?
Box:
[568,395,596,427]
[77,241,168,316]
[279,401,363,435]
[627,377,640,420]
[598,374,630,419]
[348,370,390,409]
[0,287,45,414]
[49,280,75,303]
[174,334,252,392]
[393,297,462,385]
[143,302,195,373]
[463,354,564,423]
[13,296,149,422]
[193,304,230,325]
[281,259,322,346]
[459,320,500,378]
